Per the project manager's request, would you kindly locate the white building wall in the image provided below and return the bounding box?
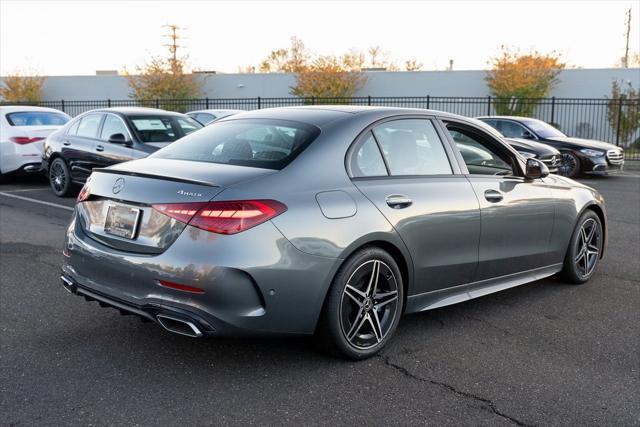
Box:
[1,68,637,101]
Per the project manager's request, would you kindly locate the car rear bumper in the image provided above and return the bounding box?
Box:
[62,211,340,337]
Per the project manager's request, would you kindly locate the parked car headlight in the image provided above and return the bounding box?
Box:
[518,151,537,159]
[580,149,605,157]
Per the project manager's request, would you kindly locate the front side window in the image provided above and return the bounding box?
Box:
[372,119,452,176]
[152,119,320,170]
[100,115,129,140]
[76,114,103,139]
[447,123,515,176]
[6,111,69,126]
[192,113,215,125]
[128,115,202,143]
[496,121,530,139]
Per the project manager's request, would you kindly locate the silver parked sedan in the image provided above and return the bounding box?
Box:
[61,106,607,359]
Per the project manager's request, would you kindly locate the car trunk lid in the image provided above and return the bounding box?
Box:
[76,159,276,254]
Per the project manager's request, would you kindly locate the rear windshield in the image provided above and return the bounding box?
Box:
[127,115,202,143]
[6,111,69,126]
[151,119,321,170]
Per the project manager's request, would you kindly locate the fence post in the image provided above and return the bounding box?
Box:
[312,96,316,105]
[615,98,623,146]
[107,99,111,108]
[550,96,556,124]
[487,96,491,115]
[155,99,159,109]
[205,97,209,109]
[368,95,371,106]
[257,97,261,109]
[427,95,430,110]
[61,100,65,112]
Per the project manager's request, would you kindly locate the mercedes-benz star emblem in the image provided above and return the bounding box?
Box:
[112,177,125,194]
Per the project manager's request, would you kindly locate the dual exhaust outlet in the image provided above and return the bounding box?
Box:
[61,276,204,338]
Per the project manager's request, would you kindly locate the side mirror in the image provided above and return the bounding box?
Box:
[525,158,549,179]
[521,130,535,140]
[108,133,131,146]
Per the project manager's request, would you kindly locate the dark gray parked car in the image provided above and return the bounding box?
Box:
[61,106,607,359]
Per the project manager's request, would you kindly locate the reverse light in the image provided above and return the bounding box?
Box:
[9,136,45,145]
[152,199,287,235]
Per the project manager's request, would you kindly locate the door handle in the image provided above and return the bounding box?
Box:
[63,140,71,146]
[484,189,503,203]
[96,145,105,152]
[386,195,413,209]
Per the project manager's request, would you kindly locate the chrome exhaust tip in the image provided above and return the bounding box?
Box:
[60,276,77,294]
[156,314,203,338]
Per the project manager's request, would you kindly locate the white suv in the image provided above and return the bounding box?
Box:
[0,106,71,181]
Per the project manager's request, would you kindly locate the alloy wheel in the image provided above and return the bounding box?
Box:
[339,260,399,350]
[50,161,67,193]
[573,218,601,278]
[559,152,579,177]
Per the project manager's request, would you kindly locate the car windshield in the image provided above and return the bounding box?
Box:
[128,115,202,143]
[521,119,566,138]
[6,111,69,126]
[152,119,320,170]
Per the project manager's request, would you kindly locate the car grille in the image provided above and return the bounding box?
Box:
[540,154,561,168]
[607,149,624,165]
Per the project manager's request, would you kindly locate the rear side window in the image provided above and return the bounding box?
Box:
[152,119,320,170]
[6,111,69,126]
[76,114,103,139]
[372,119,452,176]
[350,132,388,177]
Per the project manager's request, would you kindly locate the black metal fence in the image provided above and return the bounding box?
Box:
[5,96,639,158]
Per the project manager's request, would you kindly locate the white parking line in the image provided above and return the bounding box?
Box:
[2,187,51,193]
[0,191,74,211]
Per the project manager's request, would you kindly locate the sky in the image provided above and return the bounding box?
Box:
[1,0,639,76]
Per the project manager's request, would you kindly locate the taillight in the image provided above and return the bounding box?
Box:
[76,184,90,203]
[152,200,287,235]
[9,136,45,145]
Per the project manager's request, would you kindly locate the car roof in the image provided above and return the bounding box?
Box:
[87,107,187,117]
[220,105,464,127]
[0,105,70,116]
[187,109,245,115]
[476,115,544,123]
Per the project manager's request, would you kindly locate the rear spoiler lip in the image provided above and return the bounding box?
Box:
[92,168,220,188]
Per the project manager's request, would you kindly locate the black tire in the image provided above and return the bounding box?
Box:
[559,151,581,178]
[317,247,404,360]
[48,158,73,197]
[561,210,603,284]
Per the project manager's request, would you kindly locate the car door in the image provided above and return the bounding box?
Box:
[349,117,481,294]
[64,113,104,181]
[94,113,137,168]
[443,120,556,280]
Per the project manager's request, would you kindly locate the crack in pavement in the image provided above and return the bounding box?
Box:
[378,355,533,427]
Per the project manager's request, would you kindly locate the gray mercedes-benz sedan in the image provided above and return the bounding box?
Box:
[61,106,607,359]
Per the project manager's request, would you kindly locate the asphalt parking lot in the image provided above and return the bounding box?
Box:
[1,173,639,426]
